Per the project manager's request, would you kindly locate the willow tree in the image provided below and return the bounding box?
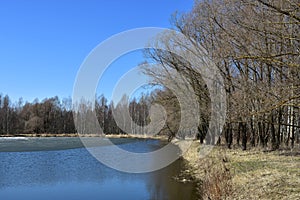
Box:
[142,0,299,149]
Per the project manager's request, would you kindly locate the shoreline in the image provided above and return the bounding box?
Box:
[0,133,168,140]
[0,134,167,152]
[175,140,300,199]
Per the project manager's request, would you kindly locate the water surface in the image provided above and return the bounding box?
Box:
[0,138,200,200]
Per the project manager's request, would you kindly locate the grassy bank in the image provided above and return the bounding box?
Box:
[178,141,300,200]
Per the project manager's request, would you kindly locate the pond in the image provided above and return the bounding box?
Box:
[0,137,200,200]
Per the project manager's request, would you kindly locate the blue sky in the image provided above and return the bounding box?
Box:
[0,0,194,103]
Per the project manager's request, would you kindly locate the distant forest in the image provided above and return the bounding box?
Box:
[0,94,154,136]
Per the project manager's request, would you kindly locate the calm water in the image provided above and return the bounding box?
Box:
[0,137,200,200]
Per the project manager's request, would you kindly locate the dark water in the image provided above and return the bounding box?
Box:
[0,138,200,200]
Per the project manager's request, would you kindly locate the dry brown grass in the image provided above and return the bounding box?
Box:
[229,148,300,200]
[201,154,232,200]
[179,141,300,200]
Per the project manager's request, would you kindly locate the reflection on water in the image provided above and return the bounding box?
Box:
[0,138,200,200]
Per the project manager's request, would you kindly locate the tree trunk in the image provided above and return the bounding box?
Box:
[242,122,247,151]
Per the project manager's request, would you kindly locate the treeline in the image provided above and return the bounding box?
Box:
[0,95,75,135]
[74,94,151,135]
[0,94,152,136]
[142,0,300,150]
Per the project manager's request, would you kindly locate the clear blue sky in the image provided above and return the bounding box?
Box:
[0,0,194,103]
